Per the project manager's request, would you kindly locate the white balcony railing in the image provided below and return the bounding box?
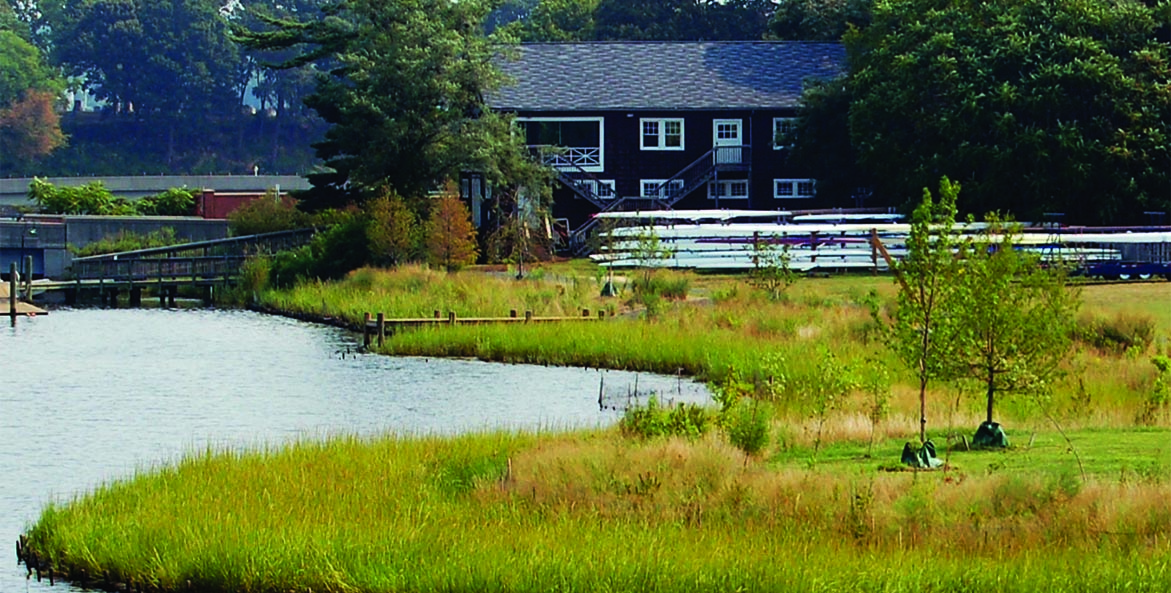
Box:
[532,146,602,169]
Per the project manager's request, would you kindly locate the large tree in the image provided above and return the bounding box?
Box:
[844,0,1170,224]
[768,0,871,41]
[236,0,548,211]
[0,10,65,173]
[52,0,242,117]
[593,0,777,40]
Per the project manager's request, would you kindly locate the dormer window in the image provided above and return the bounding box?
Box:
[641,118,684,150]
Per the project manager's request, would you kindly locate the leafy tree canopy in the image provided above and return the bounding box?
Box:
[496,0,777,41]
[768,0,871,41]
[235,0,549,212]
[0,16,65,173]
[947,217,1079,428]
[844,0,1170,224]
[53,0,242,116]
[0,27,61,108]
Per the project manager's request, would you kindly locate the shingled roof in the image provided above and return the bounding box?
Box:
[490,41,845,112]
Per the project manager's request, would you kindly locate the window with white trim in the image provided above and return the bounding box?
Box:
[773,117,797,149]
[774,178,816,199]
[578,179,616,199]
[640,118,684,150]
[708,180,749,199]
[640,179,685,199]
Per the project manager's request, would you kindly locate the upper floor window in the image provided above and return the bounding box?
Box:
[773,117,797,149]
[774,178,816,199]
[641,118,684,150]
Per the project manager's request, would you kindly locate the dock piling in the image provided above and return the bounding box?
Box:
[363,313,372,348]
[23,255,32,299]
[8,263,15,320]
[376,312,385,346]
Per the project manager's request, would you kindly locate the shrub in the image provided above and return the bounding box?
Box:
[227,191,309,236]
[137,188,195,216]
[619,396,712,440]
[1137,355,1171,425]
[236,255,272,298]
[1076,312,1156,354]
[723,399,770,461]
[70,228,180,256]
[267,215,370,288]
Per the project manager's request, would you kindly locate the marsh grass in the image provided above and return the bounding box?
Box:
[27,428,1171,593]
[31,266,1171,591]
[258,266,1170,426]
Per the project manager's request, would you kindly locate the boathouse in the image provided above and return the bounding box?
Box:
[482,41,846,246]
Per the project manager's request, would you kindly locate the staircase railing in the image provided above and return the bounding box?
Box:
[531,146,615,209]
[568,145,752,254]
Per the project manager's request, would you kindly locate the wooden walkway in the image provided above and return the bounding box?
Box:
[28,228,318,306]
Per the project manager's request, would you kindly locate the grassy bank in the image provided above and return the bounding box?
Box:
[25,264,1171,592]
[257,265,1171,428]
[25,428,1171,592]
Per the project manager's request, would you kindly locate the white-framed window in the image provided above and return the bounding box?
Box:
[773,117,797,149]
[578,179,616,199]
[640,179,685,199]
[708,180,749,199]
[774,178,816,199]
[640,118,684,150]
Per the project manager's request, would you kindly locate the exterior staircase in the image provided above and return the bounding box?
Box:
[564,145,752,254]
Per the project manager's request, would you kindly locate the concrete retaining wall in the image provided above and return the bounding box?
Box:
[0,215,229,278]
[0,175,310,204]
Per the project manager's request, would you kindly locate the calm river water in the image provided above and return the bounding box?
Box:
[1,308,710,593]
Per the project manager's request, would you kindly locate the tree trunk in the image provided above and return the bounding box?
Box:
[919,375,927,443]
[985,371,995,424]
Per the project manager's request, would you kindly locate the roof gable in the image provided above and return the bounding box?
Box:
[491,41,845,112]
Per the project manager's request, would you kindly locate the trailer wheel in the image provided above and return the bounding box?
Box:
[1118,273,1132,281]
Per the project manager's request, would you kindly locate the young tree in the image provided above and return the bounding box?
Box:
[891,176,961,444]
[365,190,419,267]
[425,195,479,271]
[748,232,796,301]
[947,217,1079,444]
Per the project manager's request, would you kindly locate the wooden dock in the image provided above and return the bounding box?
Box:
[360,309,607,348]
[1,280,47,317]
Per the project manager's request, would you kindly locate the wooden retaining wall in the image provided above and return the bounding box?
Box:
[361,309,608,348]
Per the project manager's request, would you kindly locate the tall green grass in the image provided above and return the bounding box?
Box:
[26,428,1171,593]
[256,266,1171,427]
